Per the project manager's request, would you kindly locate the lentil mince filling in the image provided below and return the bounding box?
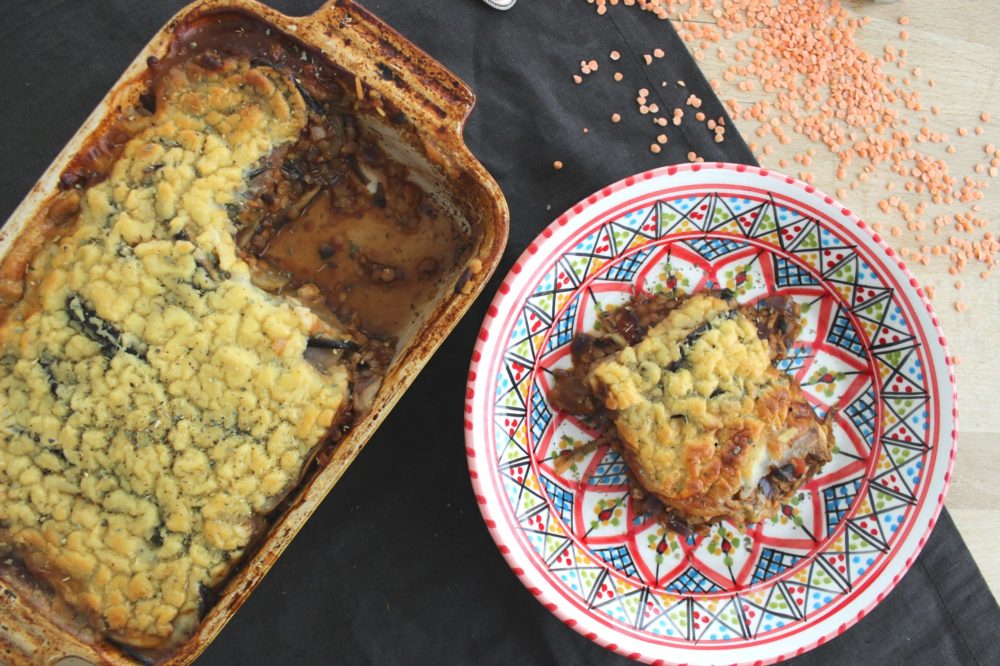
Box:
[0,15,467,653]
[549,291,834,534]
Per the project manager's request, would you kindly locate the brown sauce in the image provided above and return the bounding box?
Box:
[264,189,466,337]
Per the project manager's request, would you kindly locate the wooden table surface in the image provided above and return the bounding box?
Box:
[662,0,1000,599]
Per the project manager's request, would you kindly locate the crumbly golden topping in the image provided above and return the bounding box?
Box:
[0,58,348,647]
[588,293,830,528]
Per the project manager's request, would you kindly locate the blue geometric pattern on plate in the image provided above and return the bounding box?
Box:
[824,479,862,534]
[752,548,803,584]
[773,255,819,287]
[666,567,723,594]
[595,545,639,579]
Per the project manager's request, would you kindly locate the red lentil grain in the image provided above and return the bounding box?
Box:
[580,1,998,291]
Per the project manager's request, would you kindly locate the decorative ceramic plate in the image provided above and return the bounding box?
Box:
[465,164,957,665]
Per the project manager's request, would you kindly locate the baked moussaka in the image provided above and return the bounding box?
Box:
[0,23,468,651]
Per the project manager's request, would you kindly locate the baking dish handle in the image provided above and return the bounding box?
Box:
[303,0,478,134]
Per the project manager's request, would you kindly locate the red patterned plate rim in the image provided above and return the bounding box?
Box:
[464,163,958,666]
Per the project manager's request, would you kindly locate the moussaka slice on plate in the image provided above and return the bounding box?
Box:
[554,291,834,533]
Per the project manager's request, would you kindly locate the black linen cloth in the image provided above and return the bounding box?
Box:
[1,1,998,664]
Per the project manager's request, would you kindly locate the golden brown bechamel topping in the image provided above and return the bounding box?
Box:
[0,57,350,647]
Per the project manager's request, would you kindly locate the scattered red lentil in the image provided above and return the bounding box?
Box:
[610,50,621,61]
[553,160,564,170]
[650,143,662,154]
[611,112,621,123]
[578,1,997,307]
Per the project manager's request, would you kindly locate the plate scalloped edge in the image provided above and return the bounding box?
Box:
[464,162,958,666]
